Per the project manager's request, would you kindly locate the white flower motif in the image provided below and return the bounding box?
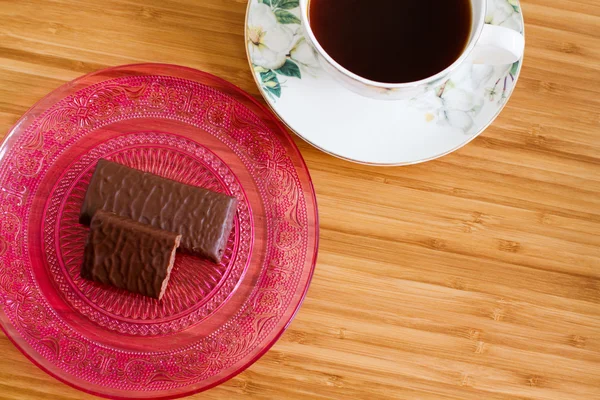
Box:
[486,0,521,31]
[443,88,479,112]
[438,87,484,132]
[409,53,500,133]
[412,79,484,133]
[248,3,295,70]
[289,37,319,75]
[448,62,495,92]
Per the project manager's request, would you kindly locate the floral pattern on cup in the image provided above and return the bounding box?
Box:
[248,0,522,111]
[248,0,318,100]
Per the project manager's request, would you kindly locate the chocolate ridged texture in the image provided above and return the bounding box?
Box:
[82,210,182,300]
[80,159,238,263]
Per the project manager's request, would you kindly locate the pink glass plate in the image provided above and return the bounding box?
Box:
[0,64,318,399]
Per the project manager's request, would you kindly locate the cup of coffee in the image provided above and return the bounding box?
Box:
[299,0,525,100]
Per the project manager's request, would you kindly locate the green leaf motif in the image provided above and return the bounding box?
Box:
[277,0,300,9]
[260,70,277,82]
[274,9,301,24]
[253,65,269,73]
[260,70,281,98]
[275,59,301,78]
[508,0,520,12]
[266,85,282,98]
[259,0,272,6]
[509,61,520,76]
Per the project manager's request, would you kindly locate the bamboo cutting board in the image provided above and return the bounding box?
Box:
[0,0,599,399]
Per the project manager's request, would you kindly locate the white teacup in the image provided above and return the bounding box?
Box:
[299,0,525,100]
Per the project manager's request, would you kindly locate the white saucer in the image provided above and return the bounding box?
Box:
[246,0,524,165]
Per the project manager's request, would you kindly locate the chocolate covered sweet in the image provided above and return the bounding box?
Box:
[82,210,182,300]
[80,159,238,263]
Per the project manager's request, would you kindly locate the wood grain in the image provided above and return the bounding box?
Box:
[0,0,599,399]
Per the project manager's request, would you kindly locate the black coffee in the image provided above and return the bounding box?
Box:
[309,0,473,83]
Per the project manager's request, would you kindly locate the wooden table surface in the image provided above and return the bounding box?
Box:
[1,0,599,399]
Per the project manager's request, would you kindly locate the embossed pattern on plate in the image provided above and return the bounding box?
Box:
[46,132,252,335]
[0,64,318,399]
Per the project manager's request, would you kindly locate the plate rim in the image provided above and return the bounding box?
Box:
[0,63,320,400]
[244,0,526,166]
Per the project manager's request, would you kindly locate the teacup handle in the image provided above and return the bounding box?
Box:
[472,25,525,65]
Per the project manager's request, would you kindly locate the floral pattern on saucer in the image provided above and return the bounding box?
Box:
[247,0,318,100]
[411,62,517,133]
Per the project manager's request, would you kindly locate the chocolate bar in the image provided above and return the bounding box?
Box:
[82,210,182,300]
[80,159,238,263]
